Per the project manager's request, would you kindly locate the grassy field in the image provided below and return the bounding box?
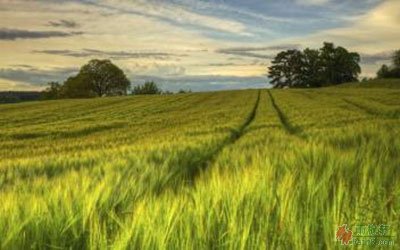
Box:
[0,84,399,249]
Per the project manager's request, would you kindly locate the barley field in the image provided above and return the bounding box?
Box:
[0,85,399,249]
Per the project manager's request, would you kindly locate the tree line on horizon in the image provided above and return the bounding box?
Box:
[268,42,400,88]
[377,50,400,79]
[42,59,191,100]
[268,42,361,88]
[40,43,400,100]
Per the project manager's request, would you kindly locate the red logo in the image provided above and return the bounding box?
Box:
[336,224,353,245]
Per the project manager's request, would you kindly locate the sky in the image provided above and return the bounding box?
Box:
[0,0,399,92]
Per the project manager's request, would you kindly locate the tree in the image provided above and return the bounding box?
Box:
[393,50,400,68]
[132,81,161,95]
[178,89,192,94]
[319,42,360,85]
[62,74,94,98]
[268,50,304,88]
[377,64,390,78]
[391,50,400,78]
[78,59,130,97]
[41,81,63,99]
[301,48,323,87]
[268,42,361,88]
[376,50,400,78]
[39,59,130,99]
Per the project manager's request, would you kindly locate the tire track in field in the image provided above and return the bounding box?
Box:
[267,90,306,139]
[342,98,399,118]
[157,90,261,192]
[0,92,260,193]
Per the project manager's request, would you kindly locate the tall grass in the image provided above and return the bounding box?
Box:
[0,87,399,249]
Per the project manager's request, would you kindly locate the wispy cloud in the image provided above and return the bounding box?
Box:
[85,0,250,36]
[33,49,188,60]
[216,44,300,59]
[295,0,330,6]
[0,0,397,90]
[127,63,186,77]
[0,66,78,85]
[360,51,393,64]
[48,19,79,28]
[0,28,82,40]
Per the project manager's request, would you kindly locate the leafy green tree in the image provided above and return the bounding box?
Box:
[393,50,400,68]
[268,50,304,88]
[301,48,323,87]
[62,74,94,98]
[319,42,360,85]
[41,81,63,99]
[391,50,400,78]
[132,81,161,95]
[376,50,400,78]
[79,59,130,97]
[268,42,361,88]
[43,60,130,99]
[377,64,391,79]
[178,89,192,94]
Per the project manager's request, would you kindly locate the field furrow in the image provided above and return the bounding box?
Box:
[0,87,399,249]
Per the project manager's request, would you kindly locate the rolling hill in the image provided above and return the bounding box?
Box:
[0,85,399,249]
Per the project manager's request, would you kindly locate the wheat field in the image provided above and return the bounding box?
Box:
[0,86,399,249]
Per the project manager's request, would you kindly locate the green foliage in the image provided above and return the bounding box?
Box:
[0,88,399,249]
[377,50,400,78]
[178,89,192,94]
[320,42,361,84]
[393,50,400,68]
[132,81,161,95]
[79,59,131,97]
[62,74,94,98]
[268,49,304,88]
[377,64,391,78]
[268,42,361,88]
[41,59,131,99]
[41,81,63,99]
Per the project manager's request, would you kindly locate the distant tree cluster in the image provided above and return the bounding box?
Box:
[178,89,192,94]
[42,59,190,99]
[377,50,400,78]
[268,42,361,88]
[0,91,41,103]
[132,82,192,95]
[132,81,161,95]
[42,59,130,99]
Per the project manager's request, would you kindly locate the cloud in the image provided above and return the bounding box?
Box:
[295,0,400,76]
[295,0,330,6]
[0,28,83,40]
[0,66,78,85]
[85,0,250,36]
[126,63,186,77]
[0,65,269,92]
[360,51,393,64]
[48,19,79,28]
[207,63,240,67]
[216,44,300,59]
[307,1,400,48]
[0,0,394,90]
[33,49,188,60]
[198,61,267,67]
